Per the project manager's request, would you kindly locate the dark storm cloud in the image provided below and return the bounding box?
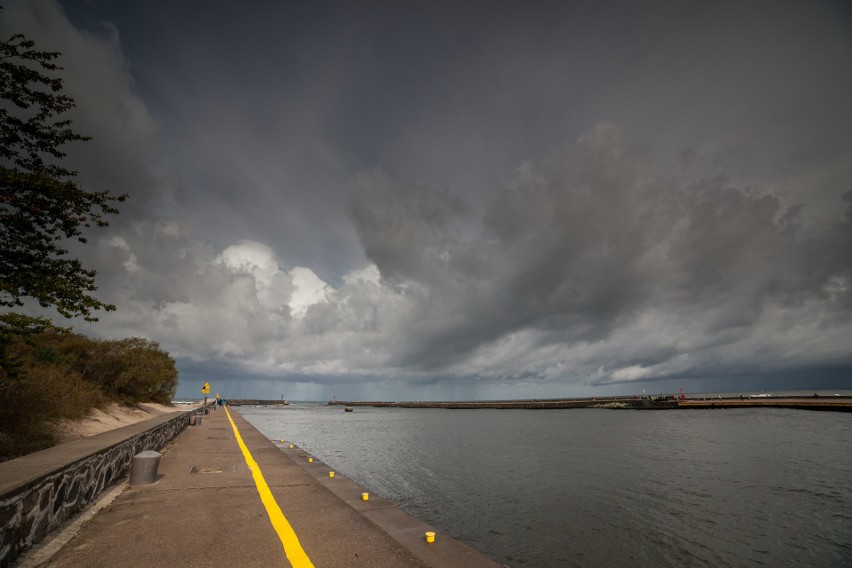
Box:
[348,125,852,379]
[3,0,851,398]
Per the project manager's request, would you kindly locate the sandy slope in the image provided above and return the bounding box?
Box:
[53,402,182,443]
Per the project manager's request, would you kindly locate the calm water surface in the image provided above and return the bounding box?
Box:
[239,404,852,567]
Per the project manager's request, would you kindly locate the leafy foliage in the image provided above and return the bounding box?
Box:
[59,335,179,404]
[0,330,179,461]
[1,31,127,320]
[0,311,68,379]
[0,23,179,462]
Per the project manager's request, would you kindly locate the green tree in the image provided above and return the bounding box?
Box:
[0,311,67,378]
[1,29,127,321]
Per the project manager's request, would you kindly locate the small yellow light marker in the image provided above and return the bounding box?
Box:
[328,471,335,478]
[425,531,435,543]
[361,492,369,501]
[289,444,294,449]
[308,457,313,463]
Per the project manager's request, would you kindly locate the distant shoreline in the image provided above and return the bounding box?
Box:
[320,395,852,412]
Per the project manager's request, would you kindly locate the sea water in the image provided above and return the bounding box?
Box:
[239,403,852,567]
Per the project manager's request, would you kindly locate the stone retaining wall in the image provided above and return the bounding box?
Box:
[0,411,192,567]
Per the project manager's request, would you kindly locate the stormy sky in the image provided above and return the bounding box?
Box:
[2,1,851,400]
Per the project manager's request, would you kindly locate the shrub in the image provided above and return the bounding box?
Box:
[0,329,178,460]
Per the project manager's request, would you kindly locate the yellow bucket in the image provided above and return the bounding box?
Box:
[329,471,335,478]
[425,531,435,543]
[361,492,369,501]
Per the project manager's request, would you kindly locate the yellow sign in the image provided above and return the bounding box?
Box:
[201,382,210,394]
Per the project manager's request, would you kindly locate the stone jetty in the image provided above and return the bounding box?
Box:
[329,395,852,412]
[6,406,500,568]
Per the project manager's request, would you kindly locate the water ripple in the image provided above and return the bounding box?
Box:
[243,405,852,568]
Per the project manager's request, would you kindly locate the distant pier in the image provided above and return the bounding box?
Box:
[677,396,852,412]
[329,397,678,410]
[329,395,852,412]
[227,398,289,406]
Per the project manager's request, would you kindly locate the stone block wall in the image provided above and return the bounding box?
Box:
[0,412,191,567]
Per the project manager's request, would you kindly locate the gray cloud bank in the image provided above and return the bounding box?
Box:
[349,126,852,382]
[2,1,850,398]
[76,127,852,397]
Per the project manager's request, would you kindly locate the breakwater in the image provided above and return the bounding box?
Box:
[328,395,852,412]
[227,399,289,406]
[330,396,675,410]
[0,411,191,567]
[34,406,501,568]
[678,396,852,411]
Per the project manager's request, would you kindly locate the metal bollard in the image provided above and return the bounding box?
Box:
[130,451,162,485]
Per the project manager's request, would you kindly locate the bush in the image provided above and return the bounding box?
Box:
[81,337,178,404]
[0,342,104,459]
[0,328,178,461]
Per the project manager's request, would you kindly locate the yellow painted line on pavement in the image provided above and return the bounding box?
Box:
[225,406,315,568]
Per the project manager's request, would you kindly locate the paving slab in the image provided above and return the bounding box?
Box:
[33,407,500,568]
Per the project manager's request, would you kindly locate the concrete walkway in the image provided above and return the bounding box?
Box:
[33,407,500,568]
